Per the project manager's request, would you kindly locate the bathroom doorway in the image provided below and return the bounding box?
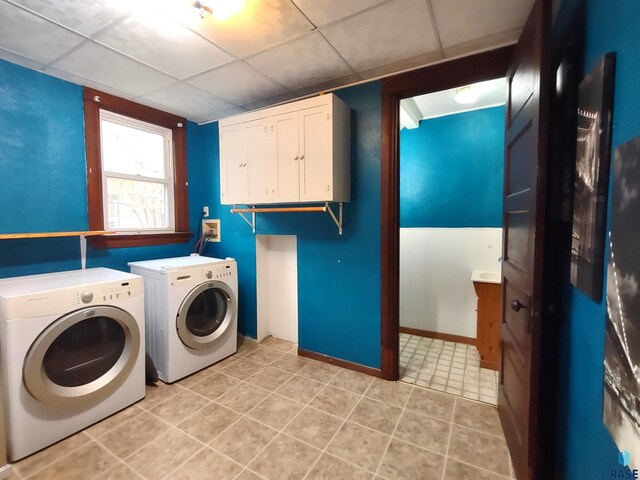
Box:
[397,79,506,405]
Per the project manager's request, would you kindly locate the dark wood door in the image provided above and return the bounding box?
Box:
[499,1,549,479]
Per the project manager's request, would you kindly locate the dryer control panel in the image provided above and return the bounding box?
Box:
[75,278,143,306]
[1,277,143,319]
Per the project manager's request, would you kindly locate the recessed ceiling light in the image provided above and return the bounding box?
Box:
[454,85,479,105]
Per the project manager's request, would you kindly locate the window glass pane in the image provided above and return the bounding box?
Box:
[186,288,227,337]
[101,118,167,179]
[43,317,126,387]
[106,178,169,230]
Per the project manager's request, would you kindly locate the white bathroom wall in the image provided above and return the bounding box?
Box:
[399,228,502,339]
[256,235,298,343]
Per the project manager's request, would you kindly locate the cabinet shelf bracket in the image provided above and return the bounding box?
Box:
[232,205,256,233]
[230,202,343,235]
[325,202,343,235]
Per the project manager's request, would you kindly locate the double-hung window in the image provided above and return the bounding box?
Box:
[84,88,190,248]
[100,111,174,233]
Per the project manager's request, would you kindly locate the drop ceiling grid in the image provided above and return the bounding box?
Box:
[0,0,533,122]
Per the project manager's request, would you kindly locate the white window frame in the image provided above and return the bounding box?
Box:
[99,110,175,234]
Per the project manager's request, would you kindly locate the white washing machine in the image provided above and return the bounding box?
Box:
[129,256,237,383]
[0,268,145,461]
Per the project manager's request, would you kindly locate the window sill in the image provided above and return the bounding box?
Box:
[88,232,192,249]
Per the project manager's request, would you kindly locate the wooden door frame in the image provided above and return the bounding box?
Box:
[379,46,516,380]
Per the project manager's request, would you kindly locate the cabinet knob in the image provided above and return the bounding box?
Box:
[294,156,299,161]
[300,154,305,160]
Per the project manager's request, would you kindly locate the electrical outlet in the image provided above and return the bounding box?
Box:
[202,206,209,217]
[202,219,220,242]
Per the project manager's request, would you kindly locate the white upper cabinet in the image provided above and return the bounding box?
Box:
[219,94,350,205]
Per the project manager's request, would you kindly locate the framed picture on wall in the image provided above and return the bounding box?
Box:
[569,52,616,301]
[603,135,640,470]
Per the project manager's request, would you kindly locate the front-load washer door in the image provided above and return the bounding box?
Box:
[23,306,141,407]
[176,281,236,350]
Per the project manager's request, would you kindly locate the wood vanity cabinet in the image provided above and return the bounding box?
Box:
[473,281,502,371]
[219,94,350,206]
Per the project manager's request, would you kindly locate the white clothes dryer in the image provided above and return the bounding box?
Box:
[0,268,145,461]
[128,256,237,383]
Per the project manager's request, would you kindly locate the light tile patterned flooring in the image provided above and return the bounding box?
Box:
[7,336,513,480]
[398,333,500,405]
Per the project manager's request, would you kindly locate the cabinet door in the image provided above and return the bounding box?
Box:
[299,106,332,202]
[245,119,269,203]
[219,124,247,205]
[272,112,300,203]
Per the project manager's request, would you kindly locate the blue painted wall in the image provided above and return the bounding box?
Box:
[399,106,505,228]
[0,59,205,278]
[554,0,640,478]
[203,82,382,368]
[0,59,382,369]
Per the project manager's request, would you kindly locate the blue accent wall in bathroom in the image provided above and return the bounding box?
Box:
[205,82,382,368]
[0,60,204,278]
[554,0,640,478]
[399,106,505,228]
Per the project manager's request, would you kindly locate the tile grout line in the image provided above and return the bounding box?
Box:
[440,396,457,480]
[113,342,291,479]
[236,363,345,479]
[299,373,376,479]
[372,382,414,478]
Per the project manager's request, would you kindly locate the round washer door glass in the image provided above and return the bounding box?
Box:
[23,306,141,406]
[177,281,235,350]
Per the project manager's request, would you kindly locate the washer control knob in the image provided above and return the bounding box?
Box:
[205,270,213,279]
[81,291,94,303]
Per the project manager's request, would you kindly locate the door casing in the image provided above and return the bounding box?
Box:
[379,46,515,381]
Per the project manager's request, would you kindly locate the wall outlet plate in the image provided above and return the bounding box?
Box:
[202,219,220,242]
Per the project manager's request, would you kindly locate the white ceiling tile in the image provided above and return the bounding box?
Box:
[292,0,387,26]
[170,0,314,58]
[431,0,533,48]
[290,73,361,97]
[187,61,287,105]
[140,83,237,119]
[320,0,439,73]
[357,50,443,80]
[241,92,297,111]
[43,66,136,99]
[0,2,84,64]
[7,0,128,36]
[246,32,352,90]
[442,29,520,59]
[95,12,233,79]
[0,46,45,70]
[194,106,249,124]
[51,42,175,96]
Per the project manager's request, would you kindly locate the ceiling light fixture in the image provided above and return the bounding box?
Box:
[193,0,245,21]
[454,85,479,105]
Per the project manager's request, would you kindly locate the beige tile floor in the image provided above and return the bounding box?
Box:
[399,333,500,405]
[7,336,514,480]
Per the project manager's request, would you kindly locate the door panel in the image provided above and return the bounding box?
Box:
[245,119,268,203]
[219,124,247,205]
[299,106,332,201]
[272,112,300,202]
[499,1,549,479]
[510,57,535,125]
[505,210,531,272]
